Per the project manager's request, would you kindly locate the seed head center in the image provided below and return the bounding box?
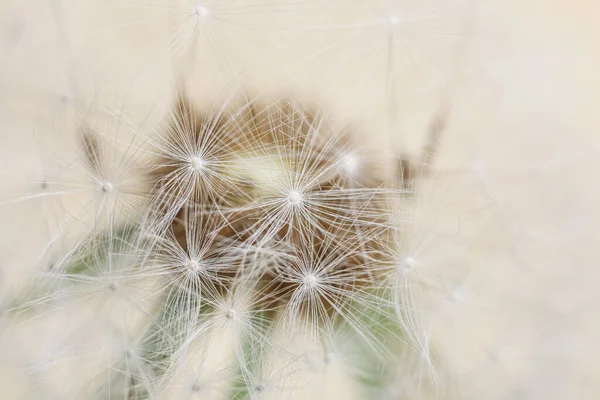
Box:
[195,4,209,18]
[190,156,206,172]
[402,257,416,272]
[287,189,303,205]
[100,181,113,193]
[304,274,318,288]
[188,259,202,272]
[341,152,360,177]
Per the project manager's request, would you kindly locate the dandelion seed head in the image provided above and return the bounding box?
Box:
[190,155,206,172]
[100,181,113,193]
[287,189,303,206]
[388,15,399,26]
[18,92,436,397]
[402,256,417,273]
[303,274,318,289]
[187,259,203,272]
[340,151,360,177]
[194,4,210,19]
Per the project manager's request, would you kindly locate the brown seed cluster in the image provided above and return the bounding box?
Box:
[146,93,403,328]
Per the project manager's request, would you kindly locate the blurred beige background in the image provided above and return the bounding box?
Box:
[1,0,599,399]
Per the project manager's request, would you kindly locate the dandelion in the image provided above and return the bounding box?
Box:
[2,84,448,400]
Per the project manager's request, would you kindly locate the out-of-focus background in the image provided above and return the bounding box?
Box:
[1,0,599,399]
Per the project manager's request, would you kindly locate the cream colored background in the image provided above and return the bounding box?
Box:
[1,0,599,399]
